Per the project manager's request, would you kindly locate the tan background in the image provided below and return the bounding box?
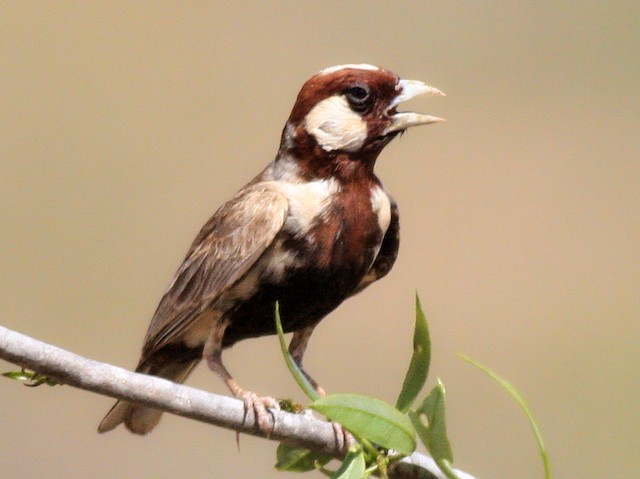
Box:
[1,2,638,478]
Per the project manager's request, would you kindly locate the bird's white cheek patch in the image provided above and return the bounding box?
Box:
[304,95,368,152]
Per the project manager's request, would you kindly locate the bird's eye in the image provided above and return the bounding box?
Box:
[345,85,372,112]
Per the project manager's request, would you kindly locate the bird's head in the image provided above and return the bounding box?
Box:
[278,64,444,180]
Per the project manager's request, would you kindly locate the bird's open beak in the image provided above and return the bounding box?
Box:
[383,79,445,135]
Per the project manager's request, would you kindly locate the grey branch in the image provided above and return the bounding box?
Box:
[0,325,476,479]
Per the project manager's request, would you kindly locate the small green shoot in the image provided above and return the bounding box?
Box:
[396,293,431,412]
[275,443,333,472]
[409,380,460,479]
[411,379,453,463]
[274,301,321,401]
[459,353,551,479]
[331,446,366,479]
[2,368,60,387]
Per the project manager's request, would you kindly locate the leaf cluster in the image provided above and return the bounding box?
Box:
[274,295,550,479]
[274,295,460,479]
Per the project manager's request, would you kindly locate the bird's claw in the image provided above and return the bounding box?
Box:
[331,421,355,453]
[239,391,280,436]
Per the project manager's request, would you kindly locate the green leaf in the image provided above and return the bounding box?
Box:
[3,371,34,381]
[436,459,464,479]
[275,443,333,472]
[310,394,416,455]
[274,301,321,401]
[396,293,431,412]
[412,380,453,462]
[2,369,59,387]
[408,411,430,454]
[459,353,551,479]
[409,413,462,479]
[278,398,305,414]
[332,446,365,479]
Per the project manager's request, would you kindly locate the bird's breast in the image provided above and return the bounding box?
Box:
[219,180,392,346]
[285,181,391,283]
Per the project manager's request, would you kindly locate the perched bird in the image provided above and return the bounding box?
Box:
[98,64,444,435]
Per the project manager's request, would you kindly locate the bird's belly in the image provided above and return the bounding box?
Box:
[220,225,380,348]
[220,266,360,348]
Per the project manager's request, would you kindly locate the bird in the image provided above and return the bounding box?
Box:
[98,64,444,435]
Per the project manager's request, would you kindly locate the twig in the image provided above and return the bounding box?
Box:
[0,325,476,479]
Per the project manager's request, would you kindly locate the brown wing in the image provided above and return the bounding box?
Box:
[350,198,399,296]
[141,184,289,356]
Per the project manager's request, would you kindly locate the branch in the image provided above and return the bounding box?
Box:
[0,325,476,479]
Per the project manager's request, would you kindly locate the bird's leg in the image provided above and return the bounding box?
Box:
[203,320,279,435]
[289,327,354,452]
[289,326,326,396]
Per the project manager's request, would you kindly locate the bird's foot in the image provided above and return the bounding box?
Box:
[331,421,355,453]
[238,391,280,436]
[295,379,352,452]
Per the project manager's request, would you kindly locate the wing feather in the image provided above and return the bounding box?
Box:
[141,184,289,355]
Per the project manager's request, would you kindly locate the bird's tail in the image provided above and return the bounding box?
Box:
[98,354,200,435]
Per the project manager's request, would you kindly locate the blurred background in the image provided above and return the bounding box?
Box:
[1,2,638,478]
